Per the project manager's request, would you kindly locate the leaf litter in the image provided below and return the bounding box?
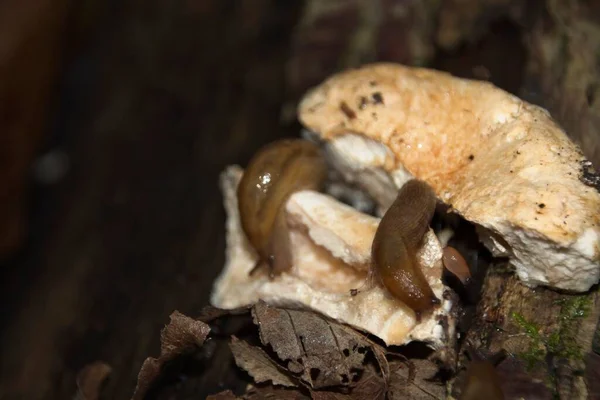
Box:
[131,302,447,399]
[229,335,297,387]
[131,311,211,400]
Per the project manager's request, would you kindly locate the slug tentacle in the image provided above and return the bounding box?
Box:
[237,138,327,277]
[371,179,440,316]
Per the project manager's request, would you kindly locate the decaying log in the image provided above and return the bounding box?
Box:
[451,266,600,399]
[288,1,600,398]
[1,0,599,399]
[0,0,69,258]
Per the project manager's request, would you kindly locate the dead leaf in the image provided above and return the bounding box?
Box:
[351,365,387,400]
[74,361,112,400]
[310,391,351,400]
[251,302,369,389]
[208,385,310,400]
[372,343,390,388]
[130,304,442,399]
[131,311,210,400]
[198,305,252,323]
[230,336,297,387]
[242,385,309,399]
[310,365,386,400]
[388,359,445,399]
[206,390,239,400]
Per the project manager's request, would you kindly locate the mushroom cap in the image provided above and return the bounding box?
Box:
[298,62,600,292]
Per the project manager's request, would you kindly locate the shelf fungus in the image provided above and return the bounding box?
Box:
[298,62,600,293]
[212,165,453,347]
[211,62,600,348]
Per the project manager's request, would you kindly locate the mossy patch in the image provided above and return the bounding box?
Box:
[548,296,591,359]
[511,294,592,370]
[511,312,546,369]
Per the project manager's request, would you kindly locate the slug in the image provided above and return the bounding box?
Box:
[237,138,327,277]
[442,246,472,285]
[371,179,440,316]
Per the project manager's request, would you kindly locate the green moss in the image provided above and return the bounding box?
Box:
[550,296,591,359]
[511,312,546,369]
[510,295,591,370]
[512,312,542,340]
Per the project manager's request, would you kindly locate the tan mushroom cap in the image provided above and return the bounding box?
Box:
[298,62,600,292]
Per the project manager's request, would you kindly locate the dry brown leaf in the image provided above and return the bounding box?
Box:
[131,304,449,399]
[230,336,297,388]
[242,385,309,400]
[252,302,369,389]
[348,365,387,400]
[131,311,210,400]
[310,365,386,400]
[74,361,112,400]
[310,391,351,400]
[198,305,252,323]
[206,390,239,400]
[216,384,309,400]
[388,359,445,400]
[372,343,390,387]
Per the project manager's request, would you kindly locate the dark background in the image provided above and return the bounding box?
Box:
[1,1,598,399]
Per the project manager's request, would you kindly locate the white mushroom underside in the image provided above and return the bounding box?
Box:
[210,165,453,347]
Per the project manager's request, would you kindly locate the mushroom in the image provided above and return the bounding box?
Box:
[211,61,600,348]
[298,62,600,293]
[211,165,455,347]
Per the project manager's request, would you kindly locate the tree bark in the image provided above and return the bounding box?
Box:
[0,0,69,258]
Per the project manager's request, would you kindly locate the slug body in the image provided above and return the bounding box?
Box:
[459,360,504,400]
[442,246,472,285]
[237,138,327,277]
[371,179,439,315]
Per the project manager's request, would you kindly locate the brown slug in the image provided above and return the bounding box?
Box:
[237,138,327,277]
[371,179,440,316]
[442,246,472,285]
